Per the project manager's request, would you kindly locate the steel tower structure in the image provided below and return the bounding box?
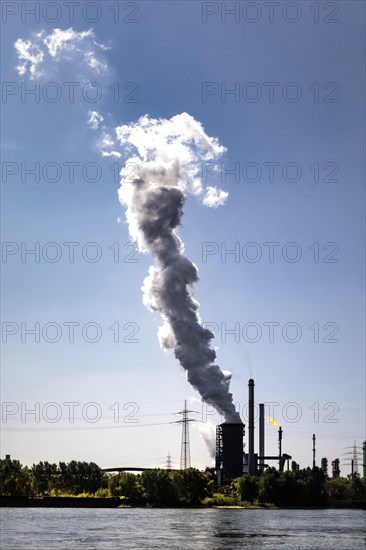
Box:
[175,400,197,469]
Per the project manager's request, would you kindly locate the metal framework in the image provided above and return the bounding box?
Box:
[215,424,223,471]
[180,404,190,469]
[175,400,197,469]
[352,441,359,475]
[344,441,363,478]
[166,451,173,471]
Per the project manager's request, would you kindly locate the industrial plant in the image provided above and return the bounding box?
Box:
[215,378,292,483]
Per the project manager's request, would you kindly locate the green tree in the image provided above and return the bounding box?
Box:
[306,467,328,506]
[351,476,366,500]
[31,461,58,495]
[350,476,366,504]
[170,468,212,505]
[79,461,107,494]
[55,461,106,495]
[0,459,32,496]
[281,471,309,506]
[140,469,177,506]
[233,474,259,503]
[108,472,143,503]
[258,468,280,505]
[327,477,354,501]
[57,461,72,493]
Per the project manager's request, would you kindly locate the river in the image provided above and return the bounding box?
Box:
[0,508,364,549]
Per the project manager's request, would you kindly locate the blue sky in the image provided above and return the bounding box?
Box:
[1,1,365,474]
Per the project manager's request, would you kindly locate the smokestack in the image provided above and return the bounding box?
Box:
[248,379,255,475]
[259,403,265,471]
[278,426,283,470]
[216,422,244,484]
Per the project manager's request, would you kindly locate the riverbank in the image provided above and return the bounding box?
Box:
[0,496,122,508]
[1,496,364,509]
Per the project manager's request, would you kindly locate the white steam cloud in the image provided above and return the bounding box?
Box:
[87,111,122,158]
[87,110,104,130]
[14,28,109,78]
[197,422,217,458]
[13,25,240,424]
[116,113,241,423]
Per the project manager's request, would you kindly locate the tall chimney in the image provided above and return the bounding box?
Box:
[248,379,255,475]
[259,403,265,471]
[278,426,283,471]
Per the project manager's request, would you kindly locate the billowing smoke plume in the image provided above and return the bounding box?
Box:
[116,113,241,423]
[197,422,217,458]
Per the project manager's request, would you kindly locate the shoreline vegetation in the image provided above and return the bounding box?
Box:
[0,497,363,509]
[1,459,365,509]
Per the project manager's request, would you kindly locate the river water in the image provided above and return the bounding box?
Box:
[0,508,364,549]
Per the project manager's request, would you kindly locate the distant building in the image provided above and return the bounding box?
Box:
[331,458,340,478]
[321,457,328,476]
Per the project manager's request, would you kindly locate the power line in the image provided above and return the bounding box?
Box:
[1,421,174,432]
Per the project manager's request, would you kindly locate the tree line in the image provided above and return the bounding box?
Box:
[1,459,365,507]
[230,468,365,508]
[0,459,106,497]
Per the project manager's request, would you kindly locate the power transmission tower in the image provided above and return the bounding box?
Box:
[352,441,359,475]
[166,451,173,471]
[344,441,362,478]
[174,400,197,470]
